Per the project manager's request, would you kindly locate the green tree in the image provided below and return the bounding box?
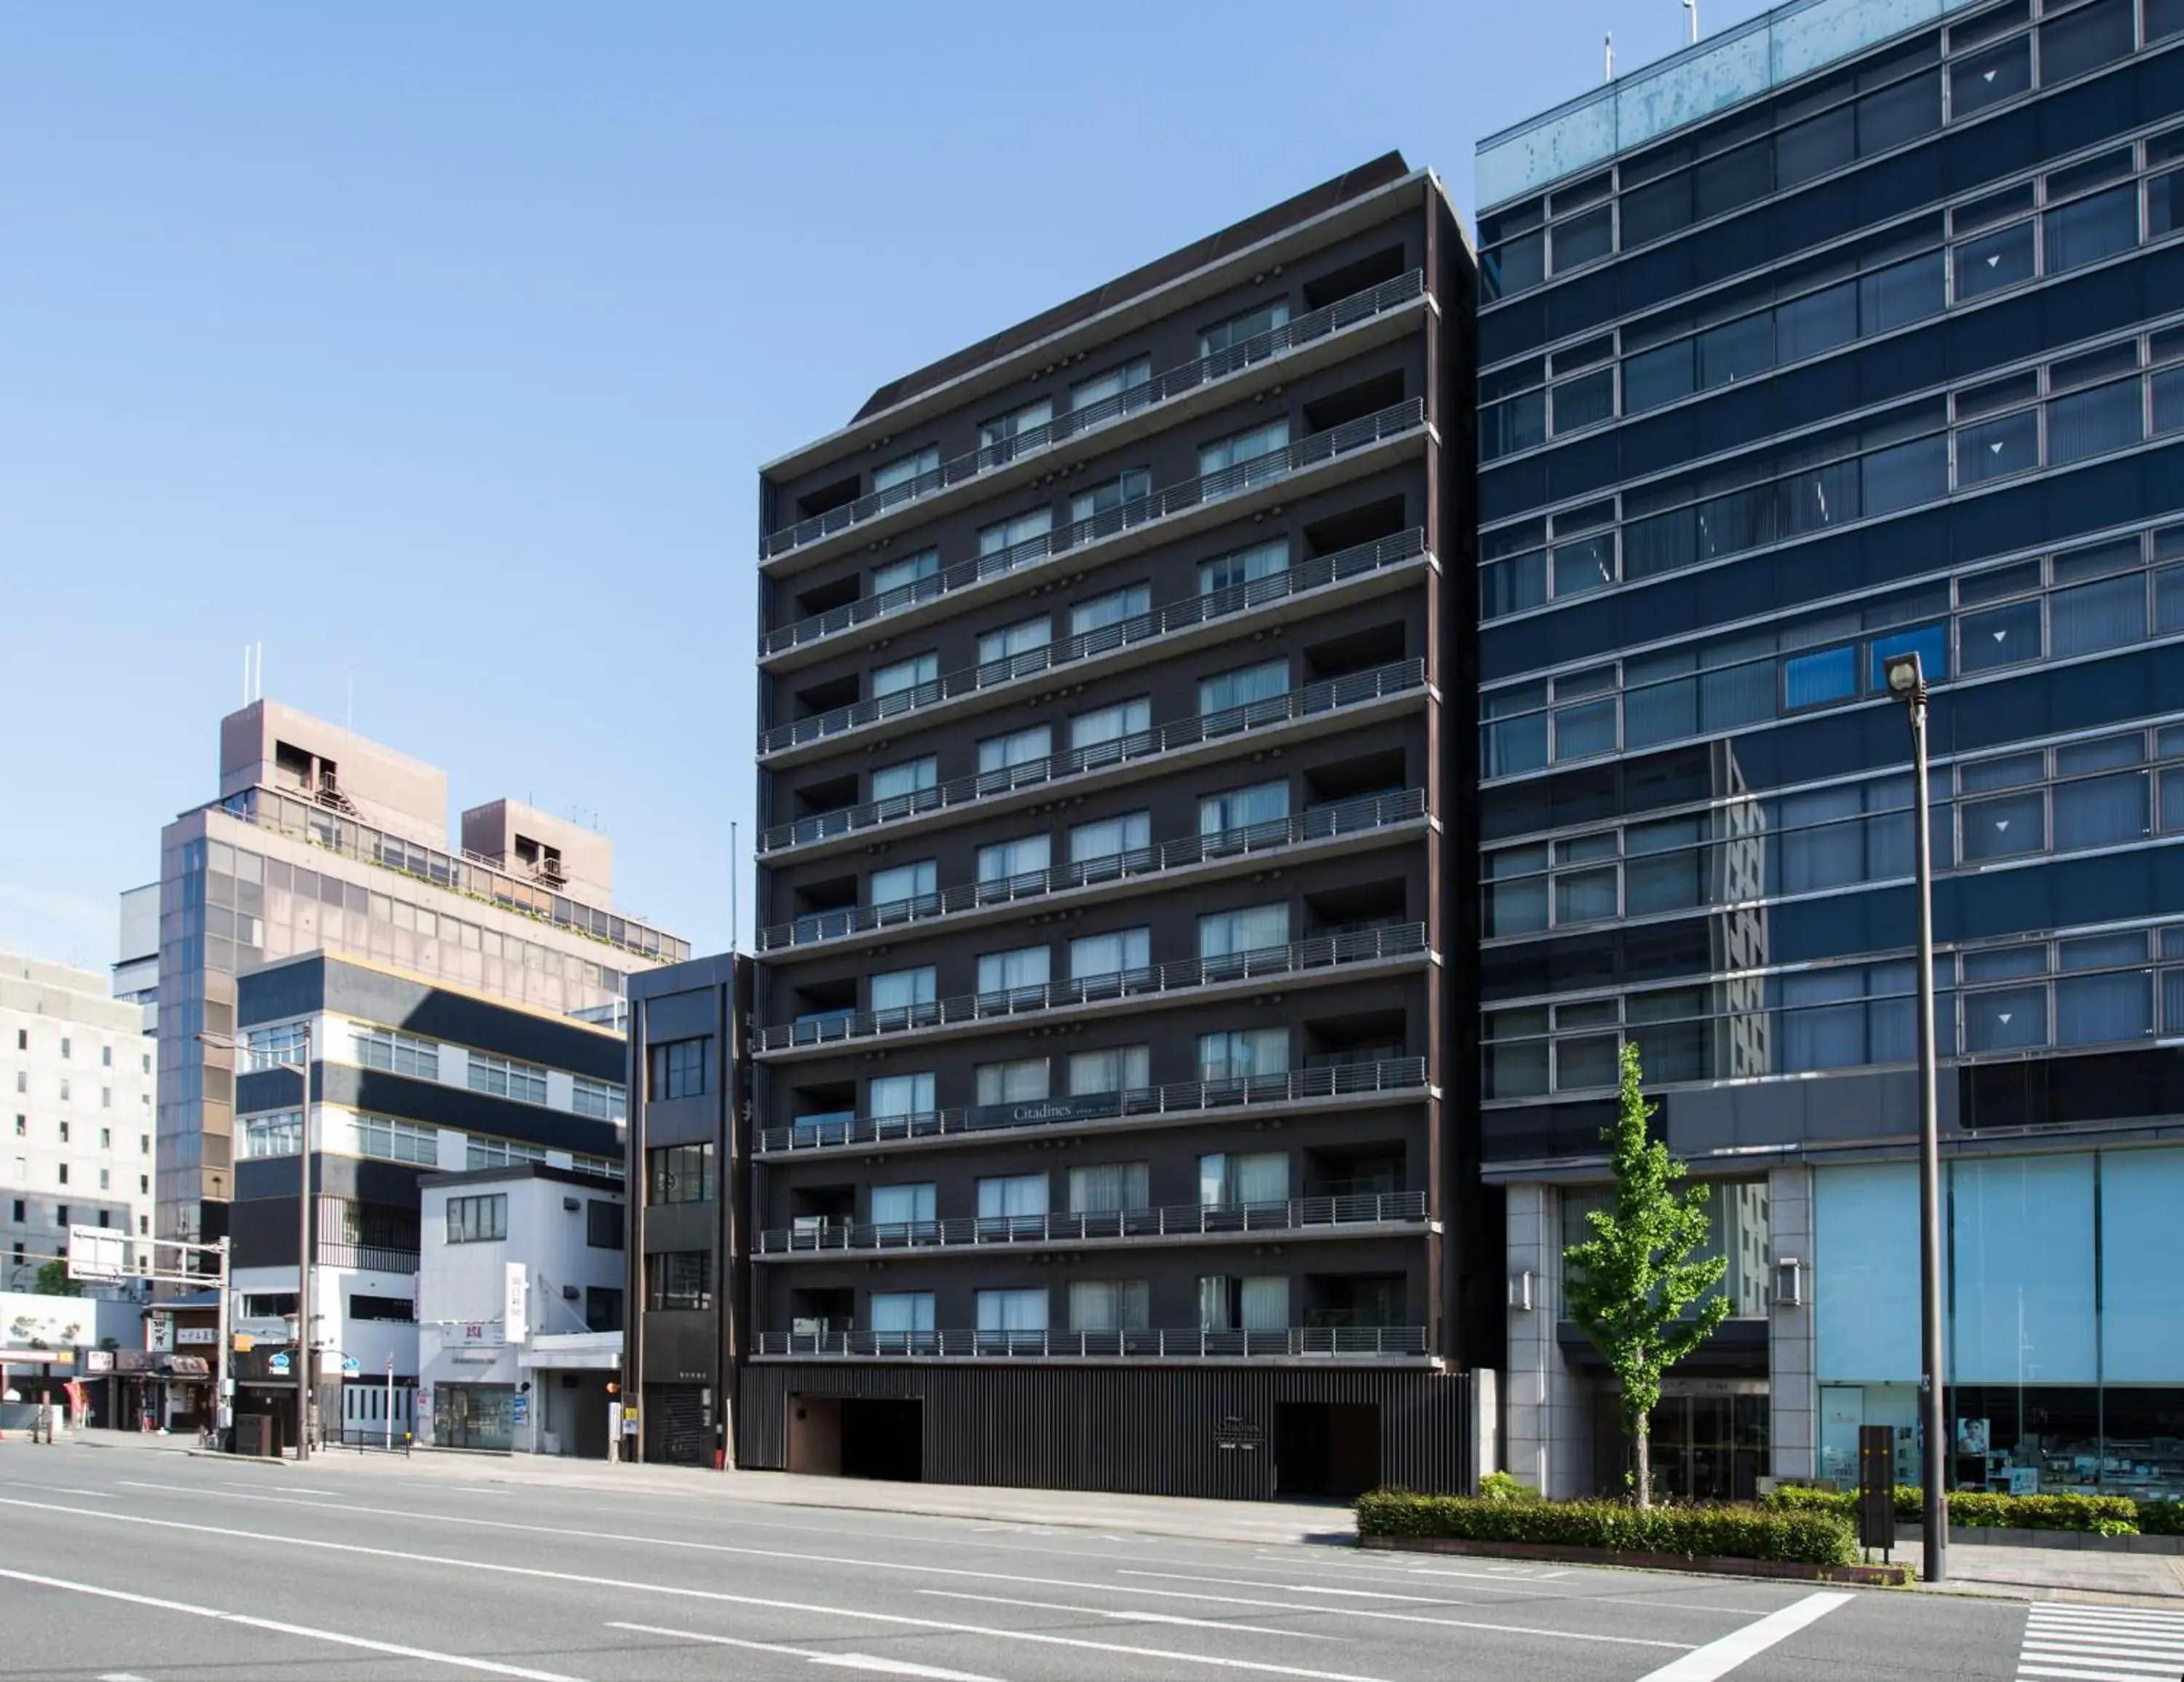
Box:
[33,1260,84,1298]
[1562,1042,1730,1509]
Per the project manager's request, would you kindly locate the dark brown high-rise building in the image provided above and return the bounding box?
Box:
[741,154,1485,1498]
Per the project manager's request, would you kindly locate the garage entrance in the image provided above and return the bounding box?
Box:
[1275,1402,1381,1497]
[785,1394,923,1481]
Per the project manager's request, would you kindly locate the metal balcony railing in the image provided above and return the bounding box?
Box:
[759,270,1427,564]
[756,923,1428,1054]
[753,1325,1431,1359]
[758,1057,1428,1156]
[317,1241,421,1274]
[760,656,1425,856]
[756,1191,1427,1256]
[763,531,1427,757]
[759,789,1426,953]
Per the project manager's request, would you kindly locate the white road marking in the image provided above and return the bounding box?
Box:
[1634,1591,1853,1681]
[606,1622,1004,1681]
[97,1674,157,1681]
[98,1480,1691,1647]
[0,1565,585,1681]
[2017,1601,2184,1681]
[916,1588,1337,1639]
[2,1482,106,1497]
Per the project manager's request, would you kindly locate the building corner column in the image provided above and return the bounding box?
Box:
[1768,1163,1816,1485]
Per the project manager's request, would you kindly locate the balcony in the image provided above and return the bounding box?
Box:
[316,1241,421,1274]
[760,789,1426,955]
[759,270,1428,567]
[760,657,1425,859]
[759,1057,1428,1157]
[756,1190,1428,1259]
[751,1325,1431,1361]
[762,531,1427,762]
[756,924,1429,1058]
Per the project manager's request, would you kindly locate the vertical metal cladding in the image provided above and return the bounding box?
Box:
[739,1364,1471,1499]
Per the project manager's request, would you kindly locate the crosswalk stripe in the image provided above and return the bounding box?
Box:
[2017,1603,2184,1682]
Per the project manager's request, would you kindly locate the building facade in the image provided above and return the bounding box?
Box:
[1474,0,2184,1501]
[227,952,629,1448]
[745,155,1486,1498]
[3,951,157,1291]
[149,699,684,1255]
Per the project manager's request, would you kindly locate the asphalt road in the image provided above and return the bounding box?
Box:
[0,1442,2036,1682]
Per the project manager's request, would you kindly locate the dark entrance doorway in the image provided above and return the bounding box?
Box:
[1595,1385,1768,1501]
[839,1397,923,1482]
[1275,1402,1380,1496]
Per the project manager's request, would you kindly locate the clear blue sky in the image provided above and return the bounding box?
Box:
[0,0,1771,971]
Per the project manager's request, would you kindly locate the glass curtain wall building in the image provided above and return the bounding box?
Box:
[1476,0,2184,1501]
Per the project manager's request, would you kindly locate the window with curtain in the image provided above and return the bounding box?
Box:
[979,398,1053,459]
[1069,1279,1149,1331]
[1198,904,1290,960]
[977,946,1050,997]
[1961,791,2044,861]
[2046,378,2143,466]
[1198,1027,1289,1081]
[1960,597,2043,671]
[978,1175,1048,1220]
[869,1182,935,1227]
[978,834,1051,885]
[871,967,936,1015]
[2042,184,2138,275]
[1199,419,1290,478]
[872,549,938,599]
[1200,540,1291,596]
[2099,1147,2184,1381]
[1070,698,1151,754]
[871,757,936,803]
[870,859,936,913]
[1069,1044,1150,1095]
[1069,927,1149,980]
[2055,970,2151,1045]
[978,617,1051,669]
[2049,574,2147,658]
[1069,1162,1150,1212]
[871,652,936,700]
[1070,470,1152,527]
[1199,1151,1289,1207]
[1200,781,1289,837]
[1069,356,1150,412]
[976,1288,1048,1332]
[975,1058,1048,1106]
[2053,772,2150,850]
[978,725,1051,775]
[1199,660,1289,716]
[867,1072,933,1118]
[978,508,1054,556]
[1200,301,1289,358]
[1779,784,1865,892]
[1070,585,1150,638]
[1239,1276,1289,1330]
[1964,984,2048,1051]
[1069,810,1151,865]
[646,1252,712,1311]
[870,1291,934,1334]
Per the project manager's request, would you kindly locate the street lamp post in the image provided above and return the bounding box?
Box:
[1884,650,1948,1587]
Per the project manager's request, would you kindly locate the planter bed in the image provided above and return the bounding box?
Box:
[1361,1533,1912,1585]
[1894,1524,2184,1555]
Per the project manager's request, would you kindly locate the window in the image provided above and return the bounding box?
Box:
[872,446,938,496]
[343,1293,414,1324]
[585,1287,624,1333]
[1069,469,1151,526]
[54,1204,66,1228]
[58,1121,70,1143]
[1069,1161,1148,1212]
[646,1251,711,1311]
[1199,419,1289,479]
[871,549,938,599]
[976,947,1048,997]
[352,1114,438,1164]
[468,1052,548,1106]
[466,1137,544,1172]
[1200,539,1290,596]
[978,508,1053,557]
[978,617,1051,668]
[351,1026,438,1080]
[1200,1274,1290,1331]
[978,1174,1048,1222]
[55,1164,67,1185]
[975,1058,1048,1107]
[869,1072,933,1118]
[246,1021,309,1070]
[977,725,1051,775]
[1069,698,1150,754]
[1200,301,1289,358]
[2052,575,2148,655]
[571,1075,625,1122]
[9,1199,20,1221]
[648,1038,708,1100]
[871,757,936,805]
[1071,585,1149,637]
[9,1116,19,1136]
[870,1290,935,1338]
[871,858,938,908]
[1069,1044,1150,1095]
[976,1289,1048,1338]
[446,1194,507,1244]
[871,652,937,700]
[1198,660,1289,716]
[1200,781,1289,837]
[1784,645,1859,709]
[1957,408,2038,485]
[2047,378,2143,466]
[60,1037,71,1059]
[140,1134,149,1155]
[2045,183,2139,275]
[1070,356,1150,413]
[1198,1027,1289,1081]
[872,966,938,1016]
[1199,1151,1289,1206]
[870,1182,936,1228]
[1198,904,1290,960]
[240,1112,303,1158]
[649,1142,714,1204]
[980,398,1053,460]
[1069,1279,1150,1331]
[1954,221,2034,299]
[1069,928,1148,980]
[98,1169,109,1190]
[587,1200,624,1249]
[978,834,1050,885]
[1069,810,1150,865]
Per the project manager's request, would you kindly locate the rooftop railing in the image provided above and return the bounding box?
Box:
[762,532,1427,757]
[759,789,1426,953]
[756,1190,1427,1257]
[759,655,1425,856]
[217,786,687,963]
[753,1325,1431,1359]
[759,270,1427,563]
[756,923,1428,1054]
[758,1057,1428,1156]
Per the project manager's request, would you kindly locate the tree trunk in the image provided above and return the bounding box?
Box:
[1634,1410,1651,1511]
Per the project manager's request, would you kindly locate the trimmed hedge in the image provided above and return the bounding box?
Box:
[1356,1490,1856,1566]
[2139,1500,2184,1536]
[1762,1484,2143,1534]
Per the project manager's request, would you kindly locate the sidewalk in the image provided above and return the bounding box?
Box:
[1930,1540,2184,1605]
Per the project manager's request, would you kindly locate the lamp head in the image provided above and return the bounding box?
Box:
[1883,651,1925,700]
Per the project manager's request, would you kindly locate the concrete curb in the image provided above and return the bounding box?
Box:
[1360,1533,1913,1586]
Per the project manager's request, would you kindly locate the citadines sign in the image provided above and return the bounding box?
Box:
[969,1094,1120,1130]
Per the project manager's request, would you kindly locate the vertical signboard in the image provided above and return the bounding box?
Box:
[503,1263,528,1344]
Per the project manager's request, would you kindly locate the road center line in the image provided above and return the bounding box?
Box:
[1634,1591,1853,1681]
[0,1564,585,1681]
[915,1589,1336,1639]
[605,1621,1005,1681]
